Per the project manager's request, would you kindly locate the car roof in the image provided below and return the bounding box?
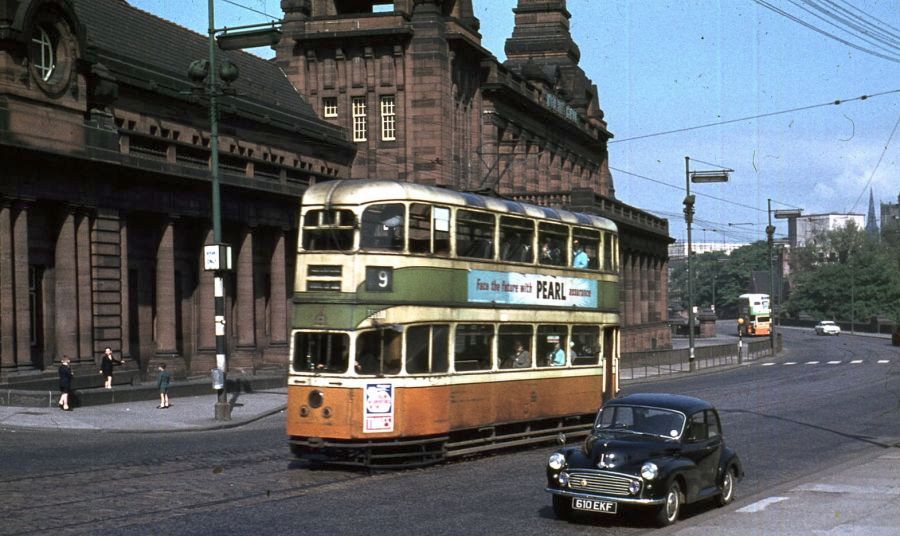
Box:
[606,393,714,415]
[819,320,836,324]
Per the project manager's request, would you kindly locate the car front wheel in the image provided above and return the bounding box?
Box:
[552,495,572,520]
[654,481,683,527]
[717,466,736,506]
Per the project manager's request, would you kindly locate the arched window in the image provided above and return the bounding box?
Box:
[30,26,56,81]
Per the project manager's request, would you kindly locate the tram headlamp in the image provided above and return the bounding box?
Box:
[549,452,566,470]
[641,462,659,481]
[308,390,324,408]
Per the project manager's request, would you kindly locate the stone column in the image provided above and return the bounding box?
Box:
[236,227,256,351]
[55,208,79,361]
[640,255,649,324]
[0,201,14,368]
[269,229,288,347]
[76,210,93,360]
[155,218,178,356]
[119,218,131,358]
[13,202,31,365]
[623,254,634,327]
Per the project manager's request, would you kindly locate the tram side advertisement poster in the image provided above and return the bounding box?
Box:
[467,269,598,308]
[363,383,395,433]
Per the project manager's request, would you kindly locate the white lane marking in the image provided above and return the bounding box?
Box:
[805,361,819,365]
[850,360,863,364]
[762,363,776,367]
[878,360,890,364]
[827,361,842,364]
[737,496,789,513]
[784,362,797,366]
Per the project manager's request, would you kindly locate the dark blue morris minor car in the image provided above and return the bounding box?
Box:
[545,393,743,527]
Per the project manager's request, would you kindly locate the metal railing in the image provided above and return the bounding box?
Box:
[620,335,780,381]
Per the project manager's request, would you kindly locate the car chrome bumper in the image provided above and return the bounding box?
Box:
[545,487,666,506]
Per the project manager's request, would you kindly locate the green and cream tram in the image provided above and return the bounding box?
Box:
[287,180,620,467]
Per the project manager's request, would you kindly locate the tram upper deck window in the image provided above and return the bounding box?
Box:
[302,209,356,251]
[406,324,450,374]
[293,332,350,372]
[361,204,405,251]
[355,328,402,376]
[409,203,450,255]
[499,216,534,263]
[572,228,600,270]
[571,325,600,365]
[454,324,493,371]
[539,223,568,267]
[456,210,495,260]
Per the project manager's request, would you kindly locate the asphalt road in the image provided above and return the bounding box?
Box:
[1,328,898,536]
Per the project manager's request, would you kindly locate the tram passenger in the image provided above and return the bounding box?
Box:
[355,346,379,375]
[572,240,589,268]
[547,341,566,366]
[505,341,531,369]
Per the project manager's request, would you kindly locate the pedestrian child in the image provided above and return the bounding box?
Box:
[58,356,74,411]
[99,347,116,389]
[157,363,171,409]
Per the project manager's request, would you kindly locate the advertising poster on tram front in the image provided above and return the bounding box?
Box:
[363,383,394,433]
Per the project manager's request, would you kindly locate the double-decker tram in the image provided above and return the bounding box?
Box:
[287,180,621,468]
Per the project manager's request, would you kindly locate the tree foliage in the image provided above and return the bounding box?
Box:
[669,241,769,316]
[666,222,900,323]
[784,222,900,322]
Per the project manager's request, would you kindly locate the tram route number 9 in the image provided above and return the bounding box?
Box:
[365,266,393,292]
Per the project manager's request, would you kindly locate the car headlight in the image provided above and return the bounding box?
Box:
[629,480,642,495]
[641,462,659,480]
[549,452,566,470]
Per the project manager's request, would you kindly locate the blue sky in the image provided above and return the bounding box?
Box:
[128,0,899,245]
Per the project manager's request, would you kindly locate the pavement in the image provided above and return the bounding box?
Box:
[0,377,287,432]
[1,333,898,534]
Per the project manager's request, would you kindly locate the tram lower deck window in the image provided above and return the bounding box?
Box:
[294,332,349,372]
[454,324,493,371]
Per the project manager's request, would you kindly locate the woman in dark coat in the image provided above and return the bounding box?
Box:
[99,347,116,389]
[58,356,73,411]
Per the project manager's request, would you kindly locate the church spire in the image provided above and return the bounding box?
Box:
[866,188,879,238]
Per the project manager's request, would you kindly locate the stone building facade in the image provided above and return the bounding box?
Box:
[275,0,671,351]
[0,0,354,379]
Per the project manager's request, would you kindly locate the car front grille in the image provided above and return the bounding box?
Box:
[566,469,640,496]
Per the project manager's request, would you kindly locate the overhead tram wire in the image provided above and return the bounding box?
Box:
[847,113,900,214]
[789,0,900,55]
[750,0,900,62]
[608,89,900,144]
[609,166,763,213]
[829,0,900,38]
[222,0,279,20]
[815,0,900,50]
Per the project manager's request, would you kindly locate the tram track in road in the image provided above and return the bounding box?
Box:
[0,444,402,536]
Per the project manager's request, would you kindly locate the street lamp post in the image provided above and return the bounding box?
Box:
[767,200,802,357]
[684,157,731,372]
[192,1,280,421]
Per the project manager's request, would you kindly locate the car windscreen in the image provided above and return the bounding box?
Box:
[595,405,686,439]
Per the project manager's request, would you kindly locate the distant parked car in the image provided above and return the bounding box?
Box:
[545,393,743,527]
[814,320,841,336]
[893,325,900,346]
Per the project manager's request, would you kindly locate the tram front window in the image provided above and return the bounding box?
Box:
[356,328,402,376]
[361,204,405,251]
[294,332,349,372]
